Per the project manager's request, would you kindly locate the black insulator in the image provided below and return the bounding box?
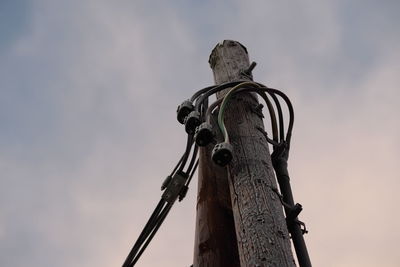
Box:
[161,175,172,191]
[176,100,194,124]
[212,142,233,167]
[194,122,214,146]
[184,111,201,135]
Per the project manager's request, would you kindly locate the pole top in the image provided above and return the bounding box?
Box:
[209,40,248,68]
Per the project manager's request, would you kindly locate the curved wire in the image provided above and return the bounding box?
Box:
[124,134,197,266]
[257,91,279,143]
[185,144,198,175]
[254,83,294,144]
[195,80,248,111]
[206,98,223,124]
[122,199,166,267]
[218,82,261,142]
[124,80,296,267]
[177,135,194,173]
[169,154,184,177]
[262,87,294,145]
[186,159,199,185]
[205,90,279,144]
[190,85,215,102]
[128,203,174,266]
[267,92,285,143]
[218,86,294,145]
[226,88,279,143]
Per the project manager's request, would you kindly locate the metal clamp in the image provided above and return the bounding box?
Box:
[161,172,187,203]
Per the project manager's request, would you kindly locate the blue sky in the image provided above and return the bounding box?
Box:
[1,1,399,266]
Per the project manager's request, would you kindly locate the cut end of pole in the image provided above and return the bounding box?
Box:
[209,40,248,68]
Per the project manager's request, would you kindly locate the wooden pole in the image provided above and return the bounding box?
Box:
[192,53,241,265]
[208,40,296,267]
[193,139,240,266]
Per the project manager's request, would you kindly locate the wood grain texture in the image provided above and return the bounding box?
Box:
[193,134,240,266]
[209,40,296,267]
[193,102,240,265]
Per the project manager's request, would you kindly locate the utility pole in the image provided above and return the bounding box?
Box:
[193,142,240,266]
[194,40,296,266]
[193,46,241,266]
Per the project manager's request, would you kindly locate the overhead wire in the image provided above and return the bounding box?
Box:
[267,92,285,143]
[128,203,174,266]
[122,200,166,267]
[194,80,249,111]
[185,159,199,189]
[123,133,197,266]
[185,144,198,175]
[177,135,194,173]
[217,85,294,145]
[123,75,302,266]
[217,81,263,142]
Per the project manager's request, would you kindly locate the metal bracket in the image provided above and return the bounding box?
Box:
[161,172,187,203]
[240,61,257,80]
[250,103,264,118]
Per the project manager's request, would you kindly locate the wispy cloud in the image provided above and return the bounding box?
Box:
[0,1,399,266]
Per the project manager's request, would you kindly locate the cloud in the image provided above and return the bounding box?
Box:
[0,1,399,266]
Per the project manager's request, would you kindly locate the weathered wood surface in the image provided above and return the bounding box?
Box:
[209,40,296,267]
[193,117,240,266]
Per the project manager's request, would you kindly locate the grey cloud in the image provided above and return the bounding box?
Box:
[1,1,399,267]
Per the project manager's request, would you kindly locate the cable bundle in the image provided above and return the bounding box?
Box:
[122,75,310,266]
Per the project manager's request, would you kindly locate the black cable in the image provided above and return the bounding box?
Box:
[177,135,194,173]
[194,81,291,145]
[122,199,166,267]
[185,159,199,187]
[190,85,215,102]
[200,97,209,123]
[123,80,298,267]
[251,83,294,143]
[128,203,173,266]
[185,144,198,175]
[217,86,280,143]
[124,136,196,266]
[256,126,280,146]
[227,86,294,145]
[129,200,165,251]
[267,92,285,143]
[262,87,294,145]
[192,81,288,142]
[254,90,278,143]
[170,154,184,177]
[194,80,248,111]
[205,98,222,124]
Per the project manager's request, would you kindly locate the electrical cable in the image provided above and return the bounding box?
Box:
[205,90,278,143]
[206,98,223,123]
[217,82,262,142]
[177,135,194,173]
[193,80,288,144]
[169,154,184,177]
[190,85,215,102]
[124,134,197,266]
[185,144,198,175]
[128,200,165,253]
[124,76,302,267]
[194,80,249,111]
[128,203,174,267]
[122,199,166,267]
[125,150,200,266]
[256,90,279,143]
[184,159,199,188]
[263,87,294,145]
[267,92,285,143]
[218,86,294,145]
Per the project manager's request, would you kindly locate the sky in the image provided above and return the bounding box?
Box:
[0,0,399,266]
